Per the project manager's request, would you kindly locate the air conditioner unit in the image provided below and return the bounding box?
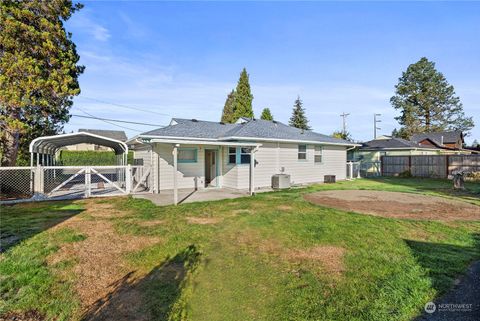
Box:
[272,174,291,189]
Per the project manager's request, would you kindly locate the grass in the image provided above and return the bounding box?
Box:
[0,178,479,321]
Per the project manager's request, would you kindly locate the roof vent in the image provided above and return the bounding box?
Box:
[191,119,198,122]
[219,121,225,125]
[272,120,277,124]
[441,135,444,145]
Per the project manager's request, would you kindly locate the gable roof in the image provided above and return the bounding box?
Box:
[79,129,127,142]
[140,118,354,146]
[411,131,463,146]
[360,137,437,150]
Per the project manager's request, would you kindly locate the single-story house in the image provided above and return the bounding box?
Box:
[411,131,464,149]
[64,129,128,151]
[351,137,444,162]
[128,118,357,200]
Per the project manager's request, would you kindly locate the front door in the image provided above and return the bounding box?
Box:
[205,150,217,187]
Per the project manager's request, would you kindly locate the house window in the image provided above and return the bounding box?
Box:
[228,147,251,164]
[298,144,307,160]
[228,147,236,164]
[178,148,197,163]
[314,146,323,163]
[240,147,251,164]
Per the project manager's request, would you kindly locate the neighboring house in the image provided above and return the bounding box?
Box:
[351,137,444,162]
[352,131,472,163]
[411,131,464,149]
[64,129,127,151]
[129,118,357,193]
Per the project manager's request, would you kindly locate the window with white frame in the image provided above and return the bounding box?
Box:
[314,145,323,163]
[178,148,197,163]
[228,147,236,164]
[298,144,307,160]
[240,147,251,164]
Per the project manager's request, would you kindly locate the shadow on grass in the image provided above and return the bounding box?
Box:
[405,234,480,295]
[82,245,201,321]
[0,201,84,252]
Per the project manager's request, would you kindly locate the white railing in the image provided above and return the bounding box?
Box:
[346,161,361,180]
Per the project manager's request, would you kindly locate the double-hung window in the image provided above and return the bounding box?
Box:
[314,146,323,163]
[228,147,236,164]
[228,147,251,164]
[240,148,251,164]
[178,148,197,163]
[298,144,307,160]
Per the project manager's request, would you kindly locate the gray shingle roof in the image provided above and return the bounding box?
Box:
[411,131,462,145]
[141,118,352,145]
[361,137,427,149]
[78,129,127,142]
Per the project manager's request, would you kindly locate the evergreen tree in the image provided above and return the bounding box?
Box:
[221,90,236,123]
[289,96,311,130]
[260,108,273,121]
[332,130,352,141]
[390,57,474,139]
[0,0,84,165]
[232,68,254,121]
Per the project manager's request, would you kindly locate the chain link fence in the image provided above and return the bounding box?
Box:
[0,165,151,204]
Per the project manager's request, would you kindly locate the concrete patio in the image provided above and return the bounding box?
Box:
[133,187,272,206]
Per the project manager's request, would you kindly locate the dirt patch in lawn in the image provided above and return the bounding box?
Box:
[186,216,223,225]
[277,205,293,211]
[47,199,161,320]
[305,190,480,221]
[235,231,346,277]
[0,310,45,321]
[285,246,346,276]
[136,219,165,227]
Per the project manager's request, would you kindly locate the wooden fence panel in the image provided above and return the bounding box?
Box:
[381,156,409,176]
[411,155,446,178]
[380,155,480,178]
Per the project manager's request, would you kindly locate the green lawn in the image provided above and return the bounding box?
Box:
[0,178,479,321]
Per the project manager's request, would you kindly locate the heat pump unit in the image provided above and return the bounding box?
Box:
[272,174,291,189]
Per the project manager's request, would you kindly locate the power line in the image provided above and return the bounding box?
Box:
[75,107,144,132]
[77,96,172,117]
[71,114,165,127]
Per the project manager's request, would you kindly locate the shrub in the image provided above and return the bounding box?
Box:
[58,151,134,166]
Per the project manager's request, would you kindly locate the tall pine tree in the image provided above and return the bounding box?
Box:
[289,96,311,130]
[232,68,254,121]
[0,0,84,165]
[260,108,273,121]
[390,57,474,138]
[221,90,236,123]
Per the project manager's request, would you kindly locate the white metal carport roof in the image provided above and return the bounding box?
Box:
[30,132,128,155]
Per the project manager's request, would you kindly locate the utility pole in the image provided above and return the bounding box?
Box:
[374,113,382,139]
[340,112,350,137]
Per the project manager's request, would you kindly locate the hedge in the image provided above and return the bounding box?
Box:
[58,150,134,166]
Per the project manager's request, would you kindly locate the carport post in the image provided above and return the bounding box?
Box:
[173,144,179,205]
[249,147,256,195]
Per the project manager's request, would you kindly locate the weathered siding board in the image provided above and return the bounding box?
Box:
[381,155,480,178]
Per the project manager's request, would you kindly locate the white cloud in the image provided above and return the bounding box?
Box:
[69,11,110,42]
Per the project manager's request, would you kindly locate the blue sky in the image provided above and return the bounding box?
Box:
[65,1,480,144]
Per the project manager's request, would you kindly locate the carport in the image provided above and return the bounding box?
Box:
[29,132,128,167]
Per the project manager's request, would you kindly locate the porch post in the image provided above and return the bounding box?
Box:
[173,144,179,205]
[249,147,256,195]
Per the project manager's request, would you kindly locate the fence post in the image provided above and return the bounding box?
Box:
[380,156,384,176]
[445,155,450,178]
[85,167,91,198]
[125,164,132,194]
[408,155,412,174]
[34,165,44,194]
